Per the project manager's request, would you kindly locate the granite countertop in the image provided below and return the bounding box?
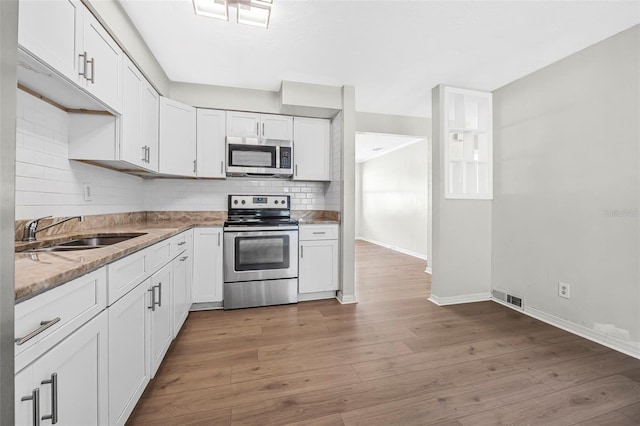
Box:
[15,218,225,304]
[14,210,340,304]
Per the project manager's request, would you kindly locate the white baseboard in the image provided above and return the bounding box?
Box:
[337,291,357,304]
[515,303,640,360]
[356,237,428,261]
[428,292,492,306]
[189,301,223,311]
[298,291,337,302]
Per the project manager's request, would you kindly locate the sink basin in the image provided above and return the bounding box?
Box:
[23,233,146,253]
[57,234,146,247]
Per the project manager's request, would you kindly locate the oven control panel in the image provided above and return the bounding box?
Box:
[229,195,290,209]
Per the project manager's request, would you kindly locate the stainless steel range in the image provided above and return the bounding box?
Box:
[223,195,298,310]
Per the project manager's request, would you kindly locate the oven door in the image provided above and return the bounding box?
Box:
[224,229,298,283]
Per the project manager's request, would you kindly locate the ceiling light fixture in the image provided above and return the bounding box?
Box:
[193,0,273,29]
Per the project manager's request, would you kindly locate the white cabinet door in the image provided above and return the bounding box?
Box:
[227,111,260,138]
[82,10,122,113]
[28,311,108,426]
[261,114,293,141]
[18,0,83,84]
[172,252,191,337]
[141,80,160,172]
[196,109,226,178]
[159,97,197,176]
[149,263,173,378]
[294,117,331,181]
[299,239,339,293]
[108,279,150,426]
[192,228,223,303]
[121,56,145,169]
[14,365,35,426]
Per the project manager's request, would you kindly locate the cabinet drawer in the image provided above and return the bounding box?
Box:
[15,268,107,370]
[300,225,339,241]
[170,232,188,257]
[148,238,172,271]
[108,248,147,305]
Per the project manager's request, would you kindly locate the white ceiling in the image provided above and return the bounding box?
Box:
[119,0,640,118]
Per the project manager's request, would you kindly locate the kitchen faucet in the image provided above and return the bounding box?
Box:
[22,215,85,242]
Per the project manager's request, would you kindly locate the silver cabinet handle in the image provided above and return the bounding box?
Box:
[87,57,95,84]
[220,161,224,175]
[41,373,58,424]
[193,160,197,174]
[21,388,40,426]
[157,282,162,307]
[142,146,147,162]
[148,288,155,311]
[146,146,151,163]
[300,245,303,258]
[180,256,188,262]
[312,232,326,235]
[217,233,220,246]
[262,122,265,136]
[295,164,298,177]
[15,318,61,346]
[256,122,259,136]
[78,52,87,79]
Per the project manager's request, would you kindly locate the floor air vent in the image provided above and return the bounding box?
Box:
[492,289,524,310]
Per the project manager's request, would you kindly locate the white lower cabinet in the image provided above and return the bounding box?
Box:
[149,262,173,378]
[192,227,223,304]
[15,310,108,426]
[299,225,339,295]
[172,247,192,337]
[108,278,150,426]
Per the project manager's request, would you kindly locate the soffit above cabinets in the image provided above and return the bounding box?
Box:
[118,0,640,117]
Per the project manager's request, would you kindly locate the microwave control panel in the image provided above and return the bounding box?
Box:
[280,147,292,169]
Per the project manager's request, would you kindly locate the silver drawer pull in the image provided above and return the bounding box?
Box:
[15,318,61,346]
[177,241,186,246]
[21,388,40,426]
[41,373,58,424]
[312,232,326,235]
[180,256,188,262]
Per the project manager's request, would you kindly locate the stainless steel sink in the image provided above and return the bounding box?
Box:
[23,233,146,253]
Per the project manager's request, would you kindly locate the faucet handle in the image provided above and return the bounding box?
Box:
[23,216,52,242]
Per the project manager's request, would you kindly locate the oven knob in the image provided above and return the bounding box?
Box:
[241,200,246,205]
[274,200,279,205]
[281,199,286,205]
[234,200,238,205]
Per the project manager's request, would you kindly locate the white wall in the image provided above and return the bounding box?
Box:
[431,85,492,302]
[356,139,429,259]
[15,90,145,219]
[492,26,640,348]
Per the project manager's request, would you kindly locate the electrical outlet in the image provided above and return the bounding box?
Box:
[82,182,92,201]
[558,282,570,299]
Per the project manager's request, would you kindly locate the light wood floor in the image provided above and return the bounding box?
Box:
[127,240,640,425]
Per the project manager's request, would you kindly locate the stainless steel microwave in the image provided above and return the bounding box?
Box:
[226,137,293,177]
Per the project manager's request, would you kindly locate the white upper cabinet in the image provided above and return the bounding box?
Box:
[261,114,293,140]
[18,0,122,113]
[227,111,293,141]
[81,11,122,113]
[159,97,197,176]
[121,55,159,172]
[196,109,226,178]
[18,0,83,83]
[226,111,260,138]
[293,117,331,181]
